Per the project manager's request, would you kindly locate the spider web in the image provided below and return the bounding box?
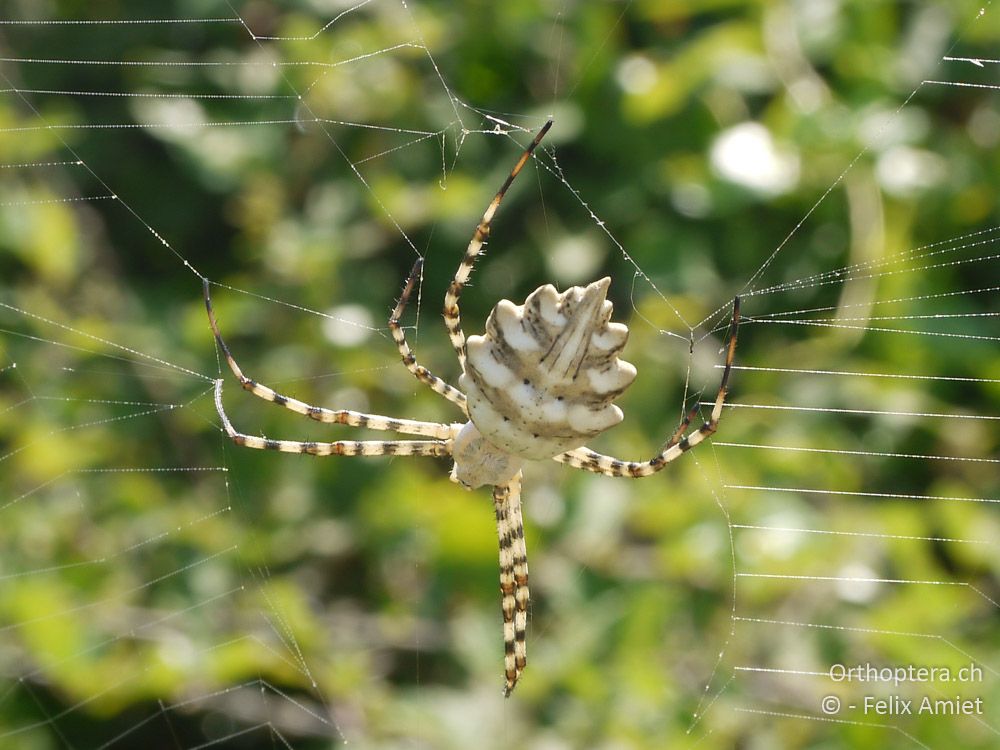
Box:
[0,1,998,748]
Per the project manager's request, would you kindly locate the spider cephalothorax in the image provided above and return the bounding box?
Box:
[205,119,740,696]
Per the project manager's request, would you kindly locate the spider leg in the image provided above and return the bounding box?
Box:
[493,471,528,697]
[444,120,553,370]
[205,279,454,439]
[389,258,469,416]
[553,297,740,478]
[213,379,451,456]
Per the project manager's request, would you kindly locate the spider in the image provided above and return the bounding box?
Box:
[204,120,741,697]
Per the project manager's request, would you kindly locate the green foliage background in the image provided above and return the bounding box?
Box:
[0,1,997,748]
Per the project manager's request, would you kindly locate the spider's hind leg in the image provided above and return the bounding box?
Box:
[443,120,553,371]
[389,258,469,415]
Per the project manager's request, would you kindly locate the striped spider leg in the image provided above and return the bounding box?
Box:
[389,257,469,416]
[493,472,527,696]
[204,278,457,456]
[553,297,741,477]
[443,119,553,371]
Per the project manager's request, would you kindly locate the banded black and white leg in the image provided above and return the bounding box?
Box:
[211,379,452,456]
[554,297,740,478]
[443,120,553,371]
[493,472,528,697]
[389,257,469,416]
[205,279,457,452]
